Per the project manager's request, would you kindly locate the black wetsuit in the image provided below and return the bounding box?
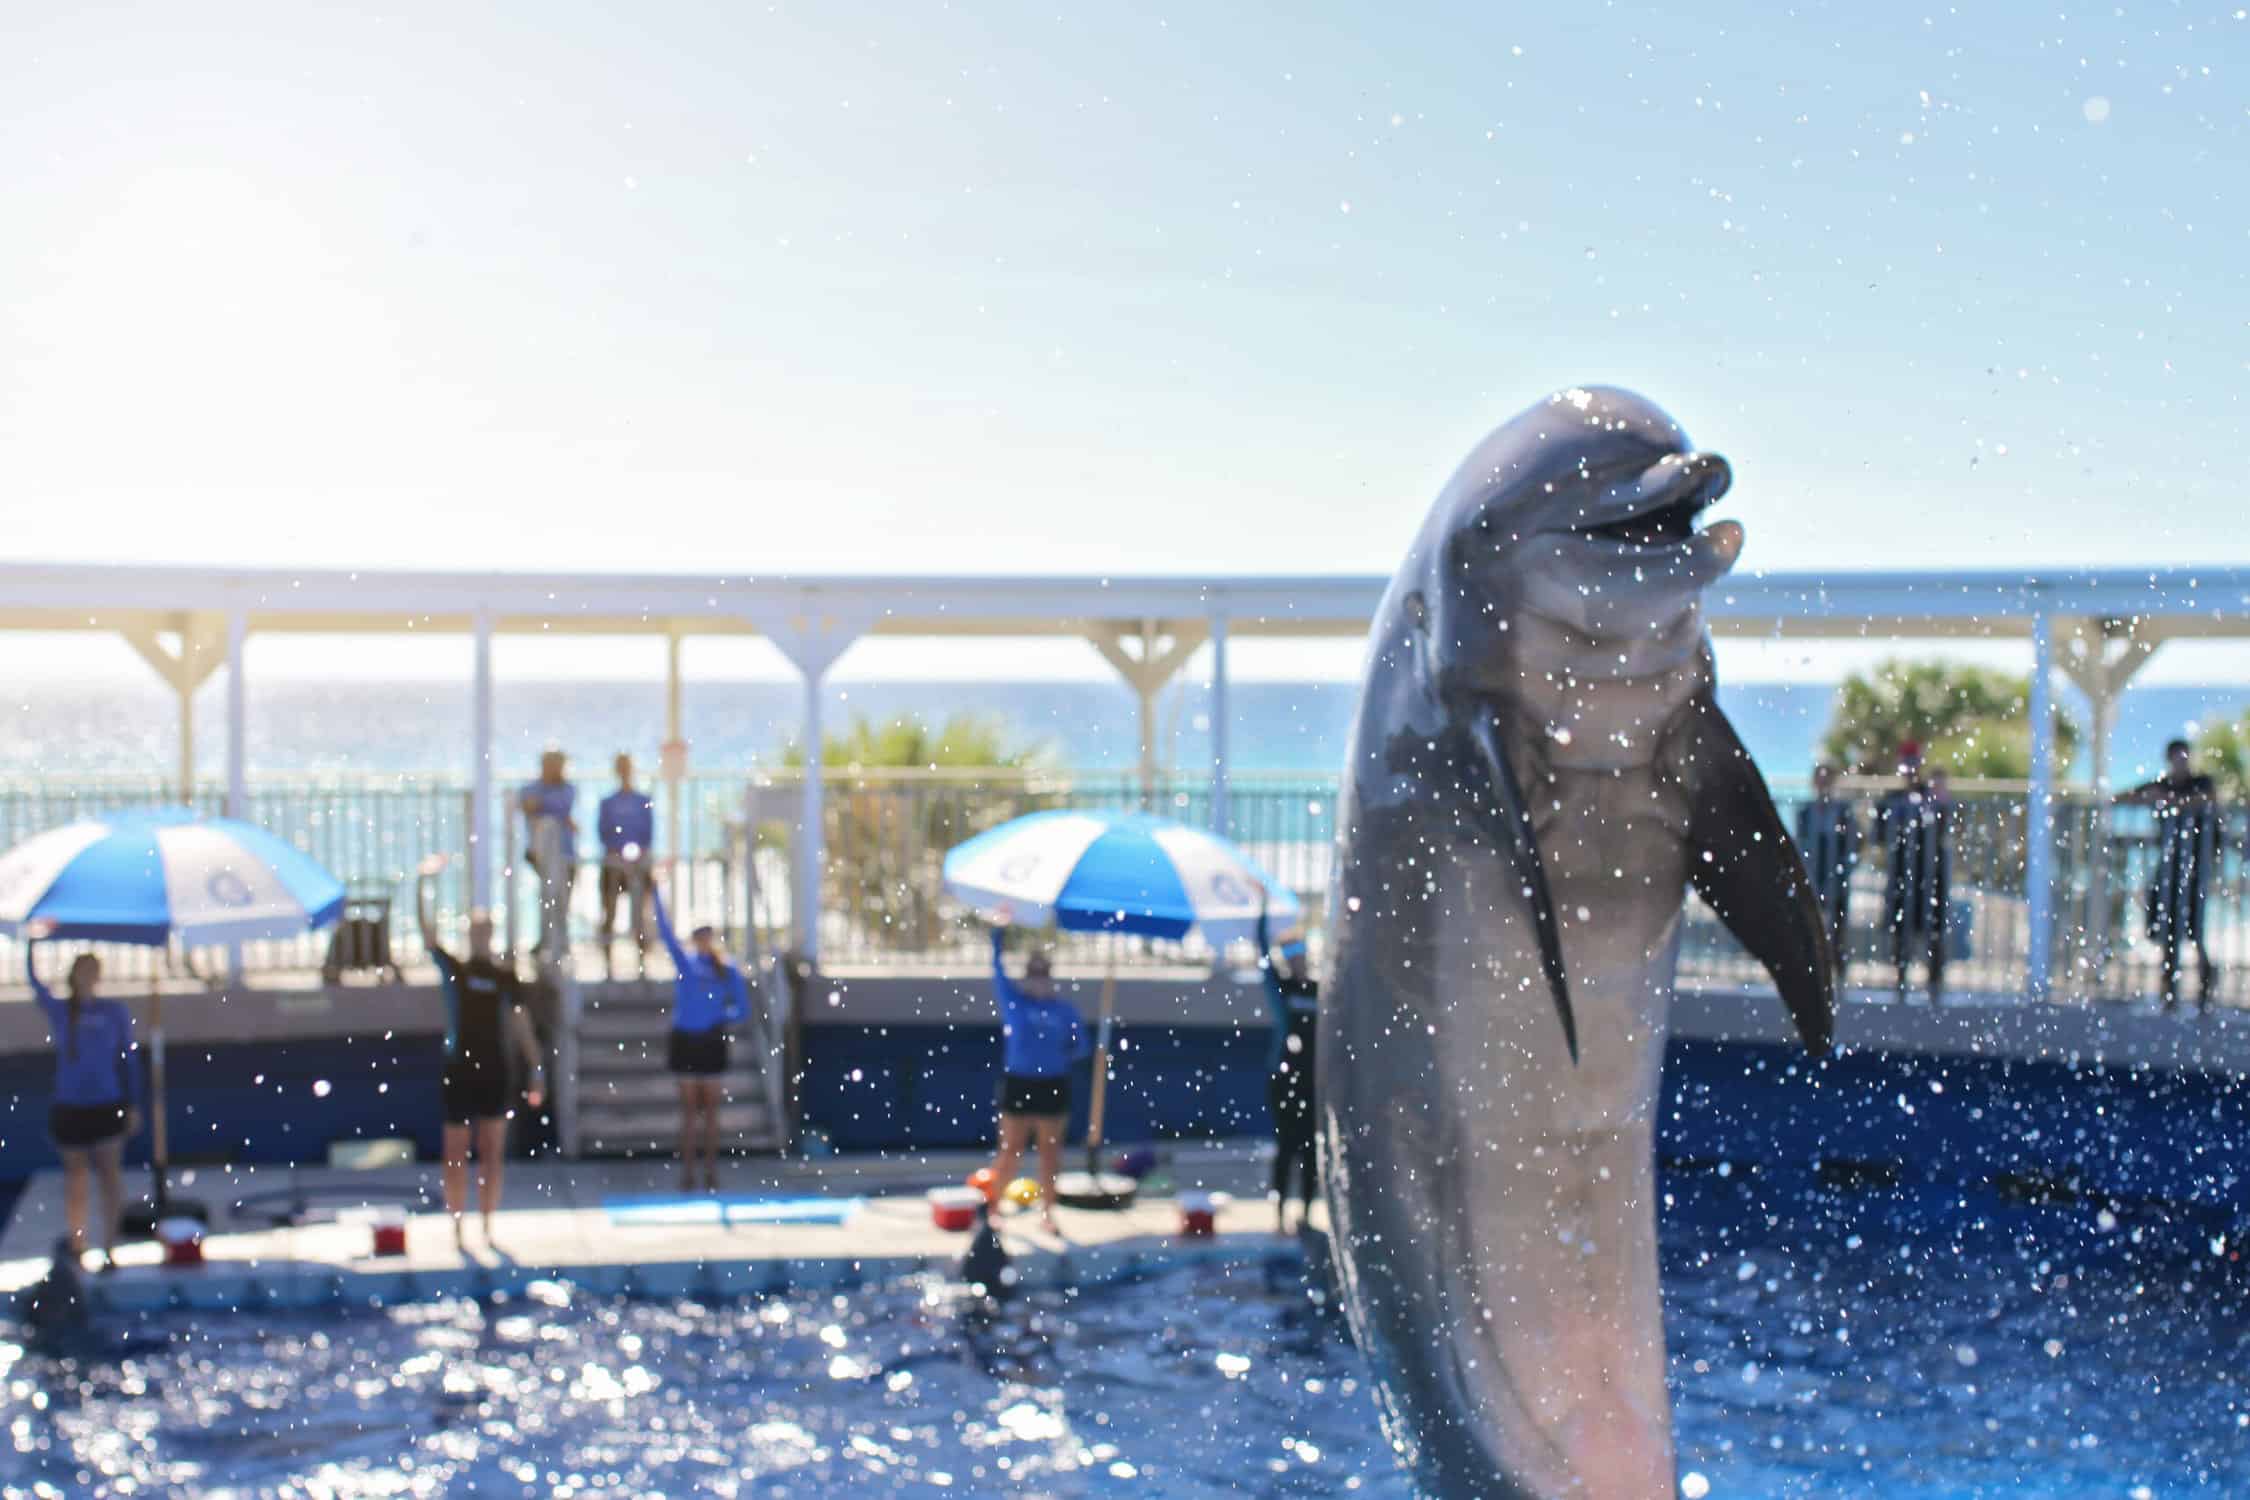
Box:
[1795,795,1862,972]
[2130,772,2219,1006]
[1876,782,1951,997]
[1258,911,1320,1207]
[430,947,523,1123]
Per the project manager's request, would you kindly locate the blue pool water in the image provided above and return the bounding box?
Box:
[4,1171,2246,1497]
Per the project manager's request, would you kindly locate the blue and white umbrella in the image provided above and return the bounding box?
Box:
[944,809,1302,1183]
[0,808,346,1215]
[941,809,1301,948]
[0,808,345,945]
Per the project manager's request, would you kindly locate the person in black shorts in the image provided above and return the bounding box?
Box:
[650,868,748,1193]
[418,860,546,1251]
[984,911,1088,1233]
[27,935,141,1271]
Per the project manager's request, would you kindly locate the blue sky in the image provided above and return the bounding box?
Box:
[3,1,2245,679]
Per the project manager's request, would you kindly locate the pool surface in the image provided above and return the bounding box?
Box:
[4,1170,2247,1497]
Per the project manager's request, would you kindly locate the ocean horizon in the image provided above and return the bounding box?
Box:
[5,676,2246,789]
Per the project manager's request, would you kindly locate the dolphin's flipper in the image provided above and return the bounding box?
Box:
[1465,712,1577,1063]
[1678,694,1837,1055]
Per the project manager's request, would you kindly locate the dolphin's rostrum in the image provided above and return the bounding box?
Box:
[1319,386,1835,1498]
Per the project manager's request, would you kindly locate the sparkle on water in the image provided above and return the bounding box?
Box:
[6,1170,2248,1497]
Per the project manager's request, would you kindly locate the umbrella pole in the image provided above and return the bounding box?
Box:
[1084,938,1117,1177]
[147,969,170,1215]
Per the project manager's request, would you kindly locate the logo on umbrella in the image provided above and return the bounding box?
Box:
[998,853,1043,882]
[206,869,255,908]
[1208,873,1251,906]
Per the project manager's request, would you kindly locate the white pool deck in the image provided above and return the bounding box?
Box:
[0,1147,1316,1315]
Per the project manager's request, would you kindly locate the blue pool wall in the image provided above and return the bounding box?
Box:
[1,1015,2245,1217]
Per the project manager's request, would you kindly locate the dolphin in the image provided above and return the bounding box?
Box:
[1318,386,1835,1499]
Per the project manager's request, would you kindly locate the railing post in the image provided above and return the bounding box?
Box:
[2026,609,2058,1000]
[225,607,248,982]
[1209,610,1231,838]
[470,607,496,913]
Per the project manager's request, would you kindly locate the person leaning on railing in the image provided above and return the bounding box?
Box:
[2114,738,2220,1012]
[519,747,579,956]
[1794,762,1863,980]
[596,753,656,979]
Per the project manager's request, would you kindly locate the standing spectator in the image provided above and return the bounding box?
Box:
[1875,741,1951,1003]
[519,748,578,956]
[1795,763,1862,979]
[597,753,656,979]
[26,938,140,1273]
[2115,738,2220,1011]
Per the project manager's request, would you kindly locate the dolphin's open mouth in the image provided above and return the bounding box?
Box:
[1565,449,1734,556]
[1581,493,1706,548]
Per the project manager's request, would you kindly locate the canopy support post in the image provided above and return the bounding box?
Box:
[750,605,869,966]
[1088,619,1209,808]
[2025,609,2058,1000]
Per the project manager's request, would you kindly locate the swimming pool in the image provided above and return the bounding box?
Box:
[4,1169,2245,1497]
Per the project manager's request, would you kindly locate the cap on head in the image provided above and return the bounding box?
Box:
[690,923,716,943]
[1897,739,1923,767]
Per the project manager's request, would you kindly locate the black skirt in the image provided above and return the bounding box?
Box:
[50,1102,129,1150]
[997,1073,1070,1118]
[440,1057,514,1124]
[668,1028,731,1077]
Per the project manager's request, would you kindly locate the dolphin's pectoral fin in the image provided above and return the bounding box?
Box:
[1465,711,1577,1064]
[1679,693,1837,1055]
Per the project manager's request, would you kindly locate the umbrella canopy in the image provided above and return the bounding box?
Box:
[0,808,345,947]
[941,809,1300,947]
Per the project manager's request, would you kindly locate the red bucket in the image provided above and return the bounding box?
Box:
[929,1186,984,1233]
[371,1205,408,1257]
[1179,1190,1217,1238]
[158,1217,204,1267]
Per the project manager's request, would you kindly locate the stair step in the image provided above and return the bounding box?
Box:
[576,1071,772,1107]
[579,1106,782,1156]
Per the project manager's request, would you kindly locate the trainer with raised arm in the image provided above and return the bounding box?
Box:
[650,871,749,1193]
[417,860,546,1251]
[983,910,1088,1234]
[27,937,141,1273]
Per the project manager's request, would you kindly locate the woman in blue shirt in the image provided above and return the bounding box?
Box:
[985,911,1089,1233]
[28,942,142,1271]
[651,871,749,1193]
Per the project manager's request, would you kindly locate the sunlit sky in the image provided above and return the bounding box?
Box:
[5,2,2245,682]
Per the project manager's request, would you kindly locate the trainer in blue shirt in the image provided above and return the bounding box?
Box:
[991,926,1088,1081]
[651,875,750,1193]
[596,753,657,976]
[28,943,142,1270]
[982,917,1090,1232]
